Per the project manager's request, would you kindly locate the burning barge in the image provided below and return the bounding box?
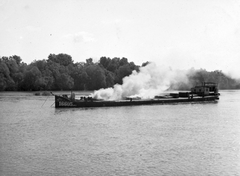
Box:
[53,82,220,108]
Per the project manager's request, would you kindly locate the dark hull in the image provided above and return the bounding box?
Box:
[55,95,219,108]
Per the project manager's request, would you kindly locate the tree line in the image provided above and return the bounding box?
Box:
[0,54,239,91]
[0,54,140,91]
[171,69,240,90]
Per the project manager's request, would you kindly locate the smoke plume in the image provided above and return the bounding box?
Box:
[92,63,189,100]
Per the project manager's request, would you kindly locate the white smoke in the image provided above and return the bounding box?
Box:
[92,63,189,100]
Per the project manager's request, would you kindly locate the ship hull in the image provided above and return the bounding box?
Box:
[54,95,219,108]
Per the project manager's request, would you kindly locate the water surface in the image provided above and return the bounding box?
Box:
[0,91,240,175]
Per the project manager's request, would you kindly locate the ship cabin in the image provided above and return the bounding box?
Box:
[191,82,218,96]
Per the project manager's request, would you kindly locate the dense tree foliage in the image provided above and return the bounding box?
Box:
[170,69,240,90]
[0,54,239,91]
[0,54,139,91]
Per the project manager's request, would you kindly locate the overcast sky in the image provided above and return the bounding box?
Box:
[0,0,240,76]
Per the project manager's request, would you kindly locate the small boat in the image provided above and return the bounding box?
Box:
[53,82,220,108]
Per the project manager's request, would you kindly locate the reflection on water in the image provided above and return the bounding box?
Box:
[0,90,240,176]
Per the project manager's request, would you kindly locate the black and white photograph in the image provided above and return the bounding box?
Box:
[0,0,240,175]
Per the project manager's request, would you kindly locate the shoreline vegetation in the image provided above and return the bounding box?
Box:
[1,54,240,92]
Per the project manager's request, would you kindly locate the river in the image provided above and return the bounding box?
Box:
[0,90,240,176]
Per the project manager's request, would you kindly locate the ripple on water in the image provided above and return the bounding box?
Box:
[0,91,240,175]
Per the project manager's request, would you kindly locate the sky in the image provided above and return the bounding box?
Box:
[0,0,240,77]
